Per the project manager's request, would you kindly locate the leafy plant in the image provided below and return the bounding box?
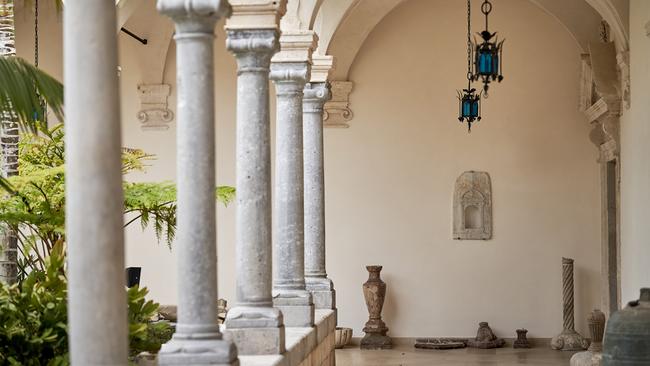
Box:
[127,286,173,358]
[0,123,235,277]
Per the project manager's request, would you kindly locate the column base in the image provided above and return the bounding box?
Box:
[273,289,315,327]
[306,277,336,309]
[224,306,286,355]
[158,332,238,365]
[551,328,590,351]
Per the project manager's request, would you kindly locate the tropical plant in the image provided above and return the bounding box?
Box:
[0,241,174,365]
[0,124,235,278]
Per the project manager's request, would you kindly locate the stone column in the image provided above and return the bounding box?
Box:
[156,1,238,364]
[64,0,127,363]
[223,0,287,355]
[303,55,336,309]
[271,32,317,328]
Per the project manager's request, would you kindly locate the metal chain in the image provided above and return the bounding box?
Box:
[466,0,472,82]
[482,0,491,31]
[34,0,38,68]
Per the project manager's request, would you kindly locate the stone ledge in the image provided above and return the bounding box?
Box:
[239,309,336,366]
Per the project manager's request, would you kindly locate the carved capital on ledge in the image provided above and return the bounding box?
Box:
[137,84,174,131]
[323,81,353,128]
[157,0,232,33]
[226,0,287,31]
[303,82,330,114]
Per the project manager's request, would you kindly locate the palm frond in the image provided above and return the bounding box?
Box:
[0,56,63,132]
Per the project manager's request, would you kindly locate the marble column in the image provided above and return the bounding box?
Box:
[223,29,286,355]
[271,60,315,327]
[157,1,238,364]
[303,82,336,310]
[64,0,127,363]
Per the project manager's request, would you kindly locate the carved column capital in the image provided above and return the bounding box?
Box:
[226,0,287,30]
[303,82,330,114]
[270,62,310,86]
[272,31,318,64]
[157,0,232,33]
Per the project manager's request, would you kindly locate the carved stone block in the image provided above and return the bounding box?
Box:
[453,171,492,240]
[324,81,353,128]
[137,84,174,131]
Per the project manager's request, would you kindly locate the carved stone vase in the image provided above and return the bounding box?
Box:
[571,309,606,366]
[360,265,392,349]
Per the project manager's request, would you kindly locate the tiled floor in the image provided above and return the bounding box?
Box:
[336,344,576,365]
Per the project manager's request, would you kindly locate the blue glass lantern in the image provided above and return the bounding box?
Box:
[457,86,481,132]
[473,0,504,95]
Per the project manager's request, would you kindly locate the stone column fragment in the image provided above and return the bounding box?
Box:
[551,257,589,351]
[224,28,286,355]
[64,0,127,363]
[271,59,315,327]
[156,1,237,364]
[303,82,336,309]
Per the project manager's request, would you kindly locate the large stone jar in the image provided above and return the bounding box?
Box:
[360,265,392,349]
[603,288,650,365]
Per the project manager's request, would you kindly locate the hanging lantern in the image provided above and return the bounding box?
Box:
[473,0,504,95]
[457,0,482,132]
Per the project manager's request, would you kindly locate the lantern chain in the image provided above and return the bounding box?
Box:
[466,0,472,85]
[34,0,38,68]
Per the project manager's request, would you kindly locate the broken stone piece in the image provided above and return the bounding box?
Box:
[467,322,506,349]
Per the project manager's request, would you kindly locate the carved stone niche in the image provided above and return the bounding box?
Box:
[453,171,492,240]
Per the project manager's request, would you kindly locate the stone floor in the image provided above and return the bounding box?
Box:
[335,344,576,365]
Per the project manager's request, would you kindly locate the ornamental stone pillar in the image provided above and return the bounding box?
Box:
[64,0,127,363]
[271,31,317,327]
[223,0,287,356]
[303,55,336,309]
[156,1,238,364]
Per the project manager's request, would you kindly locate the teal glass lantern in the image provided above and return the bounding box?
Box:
[473,0,504,95]
[457,86,481,132]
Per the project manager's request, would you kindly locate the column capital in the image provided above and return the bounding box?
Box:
[303,82,330,113]
[157,0,232,32]
[226,0,287,31]
[310,55,335,83]
[226,29,279,57]
[270,62,310,85]
[272,31,318,64]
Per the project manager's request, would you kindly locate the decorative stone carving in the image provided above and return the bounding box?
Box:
[551,258,590,351]
[323,81,353,128]
[453,171,492,240]
[467,322,505,349]
[226,0,287,30]
[136,84,174,131]
[415,338,467,350]
[616,51,630,110]
[311,54,335,83]
[361,265,392,350]
[513,329,531,348]
[570,309,605,366]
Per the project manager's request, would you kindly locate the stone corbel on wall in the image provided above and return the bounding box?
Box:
[323,81,353,128]
[137,84,174,131]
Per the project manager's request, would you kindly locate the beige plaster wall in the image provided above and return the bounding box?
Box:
[325,0,600,338]
[14,0,602,338]
[620,0,650,305]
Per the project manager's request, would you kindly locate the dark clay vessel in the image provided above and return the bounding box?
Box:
[603,288,650,365]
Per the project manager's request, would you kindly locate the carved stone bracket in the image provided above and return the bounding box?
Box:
[323,80,353,128]
[136,84,174,131]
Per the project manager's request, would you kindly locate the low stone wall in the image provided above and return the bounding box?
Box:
[238,309,337,366]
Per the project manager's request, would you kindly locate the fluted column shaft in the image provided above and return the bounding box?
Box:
[271,62,314,327]
[64,0,127,363]
[224,29,285,356]
[157,1,237,364]
[303,82,336,309]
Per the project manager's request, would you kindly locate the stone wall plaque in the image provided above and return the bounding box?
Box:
[453,171,492,240]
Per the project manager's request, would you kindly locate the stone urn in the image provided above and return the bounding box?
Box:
[603,288,650,365]
[360,265,392,349]
[467,322,505,349]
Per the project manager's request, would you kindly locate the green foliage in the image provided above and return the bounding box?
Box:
[0,242,68,366]
[0,57,64,132]
[127,286,173,358]
[0,242,174,364]
[0,124,236,276]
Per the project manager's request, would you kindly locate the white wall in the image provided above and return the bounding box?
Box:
[14,0,603,338]
[620,0,650,305]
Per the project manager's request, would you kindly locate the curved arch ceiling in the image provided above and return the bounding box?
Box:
[316,0,621,80]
